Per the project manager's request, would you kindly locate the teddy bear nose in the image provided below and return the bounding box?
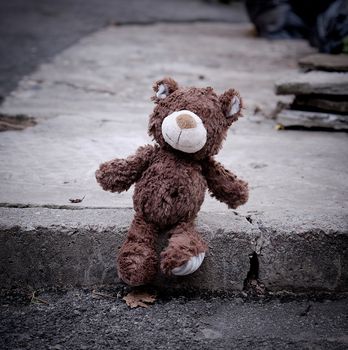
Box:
[176,114,197,129]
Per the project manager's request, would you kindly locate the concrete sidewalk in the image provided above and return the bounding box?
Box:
[0,23,347,293]
[0,0,248,97]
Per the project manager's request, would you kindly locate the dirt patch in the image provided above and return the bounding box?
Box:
[0,114,37,132]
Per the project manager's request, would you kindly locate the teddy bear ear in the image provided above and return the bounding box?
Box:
[219,89,243,122]
[152,77,179,102]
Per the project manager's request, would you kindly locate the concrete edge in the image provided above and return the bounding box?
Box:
[0,207,347,293]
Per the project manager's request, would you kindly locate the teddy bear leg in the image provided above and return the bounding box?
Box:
[160,221,208,276]
[117,214,158,286]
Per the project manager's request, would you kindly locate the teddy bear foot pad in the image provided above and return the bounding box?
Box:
[171,252,205,276]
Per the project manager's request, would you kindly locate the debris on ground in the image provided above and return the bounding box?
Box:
[69,195,85,203]
[275,109,347,130]
[299,304,312,317]
[123,291,156,309]
[275,72,348,96]
[0,114,37,132]
[299,53,348,72]
[292,95,348,114]
[29,291,49,305]
[274,60,348,130]
[243,279,266,296]
[92,290,118,300]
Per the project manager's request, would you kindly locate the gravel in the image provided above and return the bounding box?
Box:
[1,289,347,350]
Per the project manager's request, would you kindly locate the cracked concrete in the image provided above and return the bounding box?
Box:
[0,22,347,292]
[0,207,346,293]
[1,23,346,216]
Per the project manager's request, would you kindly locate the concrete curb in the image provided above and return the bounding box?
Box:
[0,207,347,293]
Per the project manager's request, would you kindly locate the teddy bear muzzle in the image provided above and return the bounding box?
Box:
[161,110,207,153]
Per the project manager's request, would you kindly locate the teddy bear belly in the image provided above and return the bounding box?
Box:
[133,168,207,227]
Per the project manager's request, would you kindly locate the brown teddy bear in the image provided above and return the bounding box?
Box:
[96,77,248,286]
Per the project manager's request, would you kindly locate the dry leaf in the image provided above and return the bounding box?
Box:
[123,291,156,309]
[244,278,266,296]
[69,195,85,203]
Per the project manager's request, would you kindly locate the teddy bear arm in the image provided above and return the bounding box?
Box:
[203,159,249,209]
[95,144,155,193]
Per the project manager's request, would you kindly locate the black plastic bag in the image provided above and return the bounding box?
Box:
[245,0,307,39]
[314,0,348,53]
[245,0,348,53]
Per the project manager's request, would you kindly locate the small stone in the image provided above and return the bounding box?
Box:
[200,328,223,340]
[234,297,244,305]
[50,345,63,350]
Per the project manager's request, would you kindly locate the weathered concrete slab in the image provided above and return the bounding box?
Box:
[0,208,255,292]
[0,23,327,216]
[0,207,347,293]
[293,95,348,114]
[0,0,248,97]
[253,211,348,292]
[276,109,348,130]
[275,72,348,96]
[299,53,348,72]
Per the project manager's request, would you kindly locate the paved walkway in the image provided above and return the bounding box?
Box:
[0,0,247,96]
[2,22,346,217]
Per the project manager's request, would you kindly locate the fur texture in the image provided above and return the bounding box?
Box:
[96,77,248,286]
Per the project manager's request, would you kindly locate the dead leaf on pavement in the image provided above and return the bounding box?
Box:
[69,195,85,203]
[123,291,156,309]
[244,278,266,296]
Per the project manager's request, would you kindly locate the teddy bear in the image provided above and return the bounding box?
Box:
[95,77,248,286]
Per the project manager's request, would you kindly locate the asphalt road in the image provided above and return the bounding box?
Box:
[1,289,347,350]
[0,0,247,98]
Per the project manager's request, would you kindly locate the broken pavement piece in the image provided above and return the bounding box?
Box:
[276,109,348,130]
[298,53,348,72]
[69,195,85,203]
[275,72,348,96]
[293,95,348,114]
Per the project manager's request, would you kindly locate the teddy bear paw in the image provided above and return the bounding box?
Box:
[171,252,205,276]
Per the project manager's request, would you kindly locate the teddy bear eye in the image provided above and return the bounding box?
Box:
[156,84,169,99]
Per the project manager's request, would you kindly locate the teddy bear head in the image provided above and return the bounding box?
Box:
[148,77,243,159]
